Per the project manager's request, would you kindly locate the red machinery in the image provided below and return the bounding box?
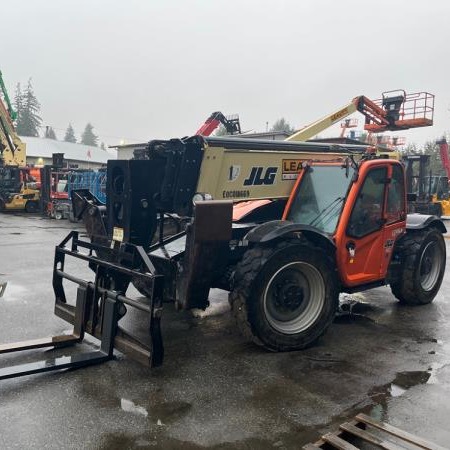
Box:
[195,111,241,136]
[437,138,450,179]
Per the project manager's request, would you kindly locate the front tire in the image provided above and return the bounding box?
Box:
[229,240,339,351]
[390,228,446,305]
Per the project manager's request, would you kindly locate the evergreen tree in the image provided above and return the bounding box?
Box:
[16,79,42,136]
[45,126,57,140]
[64,123,77,143]
[270,118,295,134]
[80,123,98,146]
[14,83,23,129]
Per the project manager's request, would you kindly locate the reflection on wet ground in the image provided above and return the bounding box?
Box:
[368,370,432,421]
[1,214,450,449]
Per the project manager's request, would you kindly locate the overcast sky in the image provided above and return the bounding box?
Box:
[3,0,449,147]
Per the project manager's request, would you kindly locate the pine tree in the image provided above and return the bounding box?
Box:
[45,126,57,140]
[14,83,25,132]
[64,123,77,143]
[270,118,295,134]
[16,79,42,136]
[80,123,98,146]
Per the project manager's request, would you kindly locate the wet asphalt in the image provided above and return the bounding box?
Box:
[0,213,449,450]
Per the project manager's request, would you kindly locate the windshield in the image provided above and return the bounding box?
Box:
[286,165,354,234]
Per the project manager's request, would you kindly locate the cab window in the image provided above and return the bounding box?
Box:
[386,164,405,224]
[347,167,387,238]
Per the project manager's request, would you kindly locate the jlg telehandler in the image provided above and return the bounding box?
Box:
[0,91,446,379]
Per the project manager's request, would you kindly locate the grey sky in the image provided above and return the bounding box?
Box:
[3,0,449,146]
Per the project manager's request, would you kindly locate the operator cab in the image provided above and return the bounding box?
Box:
[283,158,407,287]
[283,162,354,234]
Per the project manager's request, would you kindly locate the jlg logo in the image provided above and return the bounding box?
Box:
[243,167,277,186]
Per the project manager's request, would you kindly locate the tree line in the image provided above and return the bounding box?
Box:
[14,78,102,147]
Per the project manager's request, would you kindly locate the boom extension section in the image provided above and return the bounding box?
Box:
[287,91,434,142]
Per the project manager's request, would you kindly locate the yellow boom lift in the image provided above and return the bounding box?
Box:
[286,90,434,142]
[0,70,40,212]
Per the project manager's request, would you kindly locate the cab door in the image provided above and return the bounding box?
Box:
[335,160,405,288]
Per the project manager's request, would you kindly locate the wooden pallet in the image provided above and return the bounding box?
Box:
[303,413,447,450]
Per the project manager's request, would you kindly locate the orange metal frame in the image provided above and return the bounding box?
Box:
[282,159,407,288]
[364,91,434,133]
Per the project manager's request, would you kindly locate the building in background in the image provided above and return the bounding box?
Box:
[114,142,147,160]
[21,136,116,169]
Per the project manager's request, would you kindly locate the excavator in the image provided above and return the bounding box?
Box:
[0,70,40,212]
[0,88,445,380]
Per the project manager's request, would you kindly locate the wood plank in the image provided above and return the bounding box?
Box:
[322,433,360,450]
[340,422,406,450]
[355,414,447,450]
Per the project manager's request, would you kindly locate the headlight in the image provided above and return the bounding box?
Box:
[192,193,213,204]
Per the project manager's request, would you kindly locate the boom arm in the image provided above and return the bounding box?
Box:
[0,71,26,166]
[0,71,17,121]
[286,100,359,142]
[195,111,241,136]
[131,136,371,217]
[286,91,434,142]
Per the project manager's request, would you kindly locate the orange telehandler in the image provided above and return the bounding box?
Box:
[0,91,445,379]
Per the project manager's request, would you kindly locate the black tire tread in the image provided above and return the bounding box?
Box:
[229,239,337,350]
[390,227,445,305]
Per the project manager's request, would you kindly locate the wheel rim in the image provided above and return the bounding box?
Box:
[419,241,443,291]
[263,262,325,334]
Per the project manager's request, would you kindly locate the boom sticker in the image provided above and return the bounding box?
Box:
[282,159,303,180]
[228,165,241,182]
[243,167,277,186]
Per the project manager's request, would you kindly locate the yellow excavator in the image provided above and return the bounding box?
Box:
[0,70,40,212]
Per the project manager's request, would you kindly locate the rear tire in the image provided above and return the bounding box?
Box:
[229,240,339,351]
[390,228,446,305]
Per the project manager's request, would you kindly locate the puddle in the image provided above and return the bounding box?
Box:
[121,398,149,417]
[368,370,433,421]
[335,294,378,324]
[389,384,406,397]
[148,400,192,424]
[370,370,432,402]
